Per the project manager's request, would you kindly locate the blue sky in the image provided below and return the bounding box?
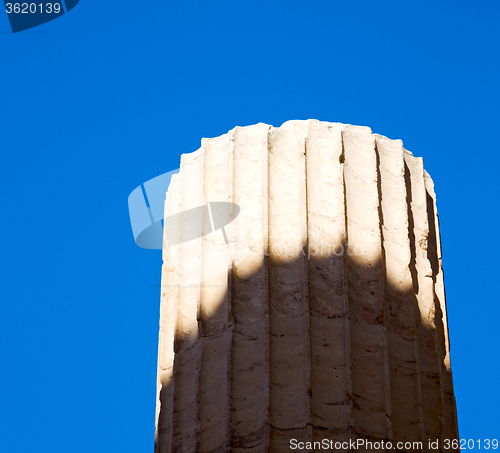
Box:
[1,1,499,451]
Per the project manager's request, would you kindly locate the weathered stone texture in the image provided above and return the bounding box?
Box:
[154,120,459,453]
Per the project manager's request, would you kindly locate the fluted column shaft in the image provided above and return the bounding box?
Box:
[154,120,459,453]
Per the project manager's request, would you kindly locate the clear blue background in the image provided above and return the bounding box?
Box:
[1,1,498,451]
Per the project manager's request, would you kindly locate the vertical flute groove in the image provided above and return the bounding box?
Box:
[376,136,424,447]
[306,121,352,445]
[230,124,270,453]
[155,173,182,453]
[404,152,445,450]
[343,125,392,444]
[424,172,459,451]
[172,151,204,452]
[197,132,234,453]
[267,120,310,452]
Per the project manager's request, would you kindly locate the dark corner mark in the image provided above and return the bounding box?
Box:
[3,0,79,33]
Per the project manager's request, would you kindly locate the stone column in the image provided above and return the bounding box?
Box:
[154,120,459,453]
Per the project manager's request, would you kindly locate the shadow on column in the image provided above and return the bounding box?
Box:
[155,226,458,453]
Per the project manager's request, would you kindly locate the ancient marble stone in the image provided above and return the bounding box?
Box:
[154,120,459,453]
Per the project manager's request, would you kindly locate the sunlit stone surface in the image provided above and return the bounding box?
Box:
[154,120,459,453]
